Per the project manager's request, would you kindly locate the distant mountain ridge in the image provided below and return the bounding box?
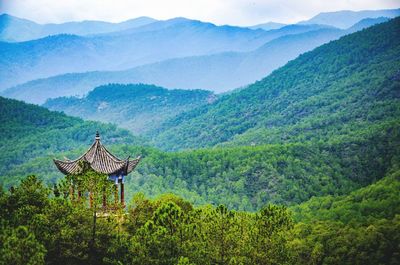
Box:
[2,17,388,104]
[249,22,287,31]
[1,17,303,90]
[1,8,398,104]
[0,13,157,42]
[299,8,400,28]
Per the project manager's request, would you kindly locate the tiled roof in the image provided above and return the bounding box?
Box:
[53,132,140,175]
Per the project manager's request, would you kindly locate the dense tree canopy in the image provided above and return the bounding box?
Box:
[0,173,399,264]
[0,18,399,265]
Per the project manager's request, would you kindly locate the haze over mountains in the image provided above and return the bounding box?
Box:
[298,8,400,28]
[0,13,157,42]
[0,8,399,105]
[6,16,390,104]
[0,18,275,90]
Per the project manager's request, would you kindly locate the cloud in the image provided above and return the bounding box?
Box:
[1,0,399,25]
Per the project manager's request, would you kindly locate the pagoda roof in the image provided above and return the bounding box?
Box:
[53,132,140,176]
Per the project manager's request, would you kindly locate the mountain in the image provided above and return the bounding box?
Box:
[2,90,398,210]
[3,27,345,103]
[249,21,286,31]
[0,20,335,91]
[0,96,143,186]
[3,17,387,104]
[1,11,399,265]
[348,16,391,31]
[147,18,400,151]
[3,98,399,210]
[2,20,398,212]
[0,13,157,42]
[43,84,216,134]
[299,8,400,28]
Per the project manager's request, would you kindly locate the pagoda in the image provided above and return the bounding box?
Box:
[53,131,141,207]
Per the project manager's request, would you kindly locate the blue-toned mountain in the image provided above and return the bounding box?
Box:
[0,13,157,42]
[299,8,400,28]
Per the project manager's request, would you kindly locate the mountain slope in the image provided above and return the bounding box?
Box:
[0,14,157,42]
[0,20,335,91]
[1,95,399,211]
[287,167,400,265]
[4,17,388,103]
[0,19,267,90]
[3,92,399,210]
[3,27,345,103]
[43,84,216,134]
[299,8,400,28]
[0,96,143,186]
[148,18,400,150]
[292,168,400,224]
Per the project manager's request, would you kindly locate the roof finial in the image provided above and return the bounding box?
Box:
[95,131,100,140]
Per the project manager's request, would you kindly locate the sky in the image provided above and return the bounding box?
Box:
[1,0,399,26]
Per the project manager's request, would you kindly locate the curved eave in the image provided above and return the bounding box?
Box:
[126,156,142,174]
[53,156,141,176]
[53,159,82,175]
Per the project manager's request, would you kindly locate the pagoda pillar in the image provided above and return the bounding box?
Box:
[120,182,125,206]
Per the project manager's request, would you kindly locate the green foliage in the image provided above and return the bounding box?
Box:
[2,118,399,211]
[291,169,400,224]
[1,175,398,264]
[122,119,399,210]
[0,226,46,265]
[286,168,400,265]
[288,217,400,265]
[44,84,216,134]
[0,176,294,265]
[0,96,144,187]
[0,19,399,264]
[150,18,400,151]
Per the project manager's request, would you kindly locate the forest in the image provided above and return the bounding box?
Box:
[0,16,399,265]
[1,171,399,265]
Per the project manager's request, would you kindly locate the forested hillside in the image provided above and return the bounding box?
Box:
[2,19,400,211]
[286,167,400,264]
[292,168,400,224]
[44,84,216,134]
[2,91,398,210]
[150,17,400,151]
[0,96,143,186]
